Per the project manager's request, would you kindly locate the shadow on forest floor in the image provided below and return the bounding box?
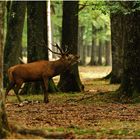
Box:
[5,66,140,139]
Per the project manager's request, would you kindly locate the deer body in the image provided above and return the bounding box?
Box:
[5,51,79,103]
[9,60,67,82]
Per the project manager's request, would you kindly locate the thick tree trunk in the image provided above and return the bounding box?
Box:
[24,1,58,95]
[3,1,26,88]
[58,1,83,92]
[119,8,140,97]
[110,12,124,84]
[0,2,10,138]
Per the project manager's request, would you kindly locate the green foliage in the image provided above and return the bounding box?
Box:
[79,1,111,46]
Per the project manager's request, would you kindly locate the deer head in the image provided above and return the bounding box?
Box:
[48,43,80,66]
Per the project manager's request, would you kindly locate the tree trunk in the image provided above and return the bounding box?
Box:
[118,6,140,98]
[3,1,26,88]
[89,24,97,65]
[105,40,111,66]
[78,26,86,65]
[97,39,103,65]
[58,1,83,92]
[24,1,58,95]
[110,12,124,84]
[47,0,53,60]
[0,2,10,138]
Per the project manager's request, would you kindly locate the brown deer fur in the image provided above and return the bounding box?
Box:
[5,50,79,103]
[5,44,79,103]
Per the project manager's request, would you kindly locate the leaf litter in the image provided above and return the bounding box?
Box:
[5,66,140,138]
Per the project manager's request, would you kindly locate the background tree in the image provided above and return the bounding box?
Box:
[89,24,98,65]
[3,1,26,87]
[58,1,83,92]
[79,1,111,65]
[0,2,10,138]
[78,26,86,65]
[23,1,58,95]
[105,40,111,66]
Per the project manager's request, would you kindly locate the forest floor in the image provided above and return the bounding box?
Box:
[5,66,140,139]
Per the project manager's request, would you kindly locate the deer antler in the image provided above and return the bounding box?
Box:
[40,40,62,55]
[64,45,69,54]
[47,44,62,55]
[51,43,64,55]
[41,40,70,56]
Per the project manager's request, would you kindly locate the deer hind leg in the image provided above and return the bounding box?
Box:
[43,77,49,103]
[13,81,23,103]
[5,82,15,102]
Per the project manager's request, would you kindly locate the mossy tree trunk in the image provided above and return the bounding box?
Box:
[0,2,10,138]
[118,3,140,98]
[58,1,83,92]
[23,1,58,95]
[110,12,124,84]
[3,1,26,88]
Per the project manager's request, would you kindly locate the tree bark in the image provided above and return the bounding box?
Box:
[58,1,83,92]
[118,7,140,97]
[3,1,26,88]
[110,12,124,84]
[0,2,10,138]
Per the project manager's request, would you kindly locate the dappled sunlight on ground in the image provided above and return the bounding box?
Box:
[79,66,111,80]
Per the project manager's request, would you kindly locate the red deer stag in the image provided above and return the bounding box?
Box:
[5,44,80,103]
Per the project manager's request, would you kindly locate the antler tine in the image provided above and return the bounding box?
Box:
[55,43,64,54]
[47,45,62,55]
[42,40,62,55]
[64,45,70,54]
[51,43,63,55]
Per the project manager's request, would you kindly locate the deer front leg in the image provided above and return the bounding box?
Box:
[43,77,49,103]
